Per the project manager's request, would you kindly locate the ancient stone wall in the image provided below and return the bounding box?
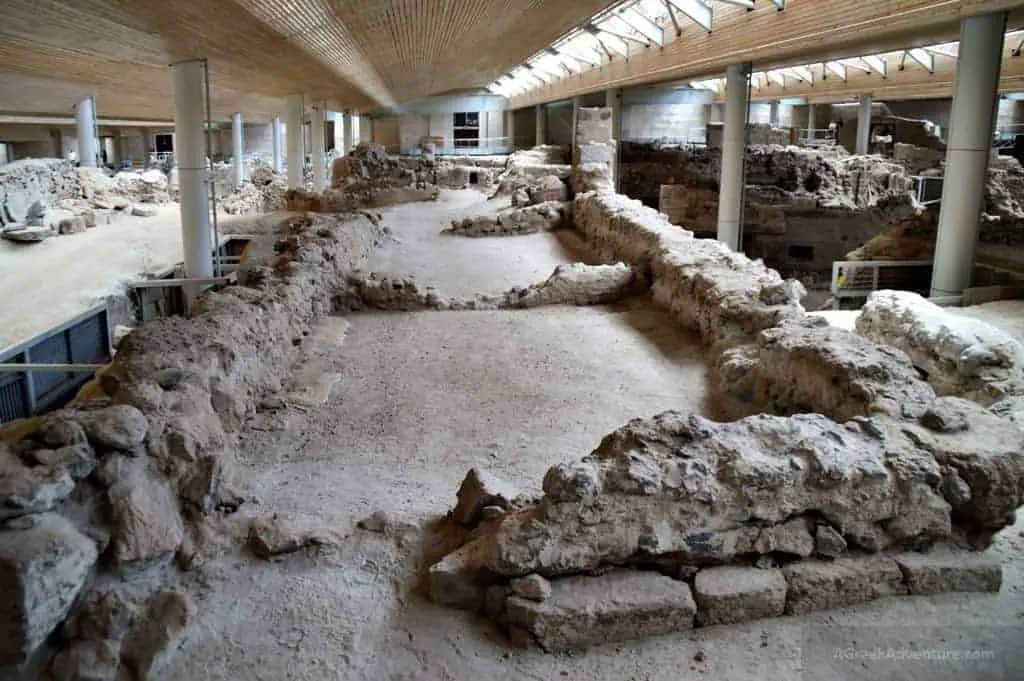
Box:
[0,212,385,678]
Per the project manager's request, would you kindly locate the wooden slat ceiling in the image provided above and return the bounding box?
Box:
[0,0,615,121]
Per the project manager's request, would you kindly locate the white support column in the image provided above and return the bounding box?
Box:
[606,88,622,192]
[855,94,872,155]
[571,96,582,160]
[930,11,1007,299]
[310,105,326,192]
[75,96,98,167]
[717,63,750,251]
[535,105,547,146]
[769,100,780,127]
[172,60,213,309]
[272,116,283,173]
[504,109,516,151]
[807,103,816,137]
[231,112,244,187]
[285,93,304,189]
[342,110,354,153]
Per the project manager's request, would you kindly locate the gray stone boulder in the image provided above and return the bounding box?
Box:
[0,513,98,666]
[1,225,53,243]
[104,457,184,570]
[0,448,75,519]
[75,405,148,451]
[131,204,159,218]
[453,468,521,526]
[58,216,87,235]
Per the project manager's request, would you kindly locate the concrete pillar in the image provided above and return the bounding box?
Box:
[76,96,98,167]
[855,94,872,155]
[504,109,516,151]
[310,106,326,192]
[285,94,304,189]
[112,129,124,167]
[717,63,750,252]
[231,112,244,187]
[571,96,582,159]
[342,110,354,153]
[272,116,283,173]
[535,105,547,146]
[769,101,780,127]
[606,88,622,191]
[172,60,213,309]
[930,12,1007,299]
[807,103,816,135]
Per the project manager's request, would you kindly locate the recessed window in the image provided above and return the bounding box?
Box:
[154,134,174,153]
[453,112,480,149]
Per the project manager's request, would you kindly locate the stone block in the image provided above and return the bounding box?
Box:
[0,513,99,666]
[693,566,786,626]
[426,538,493,612]
[895,550,1002,595]
[58,216,86,235]
[452,467,519,526]
[783,556,907,615]
[131,204,159,217]
[505,570,695,652]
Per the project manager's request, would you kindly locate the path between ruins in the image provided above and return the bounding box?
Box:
[161,189,1024,681]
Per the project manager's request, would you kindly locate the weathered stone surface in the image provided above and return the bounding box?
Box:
[453,468,520,526]
[58,216,87,235]
[426,538,494,612]
[502,263,645,309]
[783,556,907,615]
[0,448,75,519]
[120,590,194,680]
[813,524,848,558]
[76,405,148,451]
[25,444,96,480]
[2,225,52,243]
[64,588,139,642]
[49,639,121,681]
[483,411,953,577]
[713,318,936,423]
[505,570,696,652]
[510,574,552,602]
[105,459,184,569]
[895,550,1002,595]
[0,513,98,666]
[755,518,814,557]
[38,417,89,448]
[693,566,786,626]
[857,290,1024,405]
[247,515,335,559]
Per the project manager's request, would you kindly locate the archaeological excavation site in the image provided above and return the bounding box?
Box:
[4,1,1024,680]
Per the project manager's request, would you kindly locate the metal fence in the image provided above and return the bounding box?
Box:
[830,260,934,309]
[0,305,111,423]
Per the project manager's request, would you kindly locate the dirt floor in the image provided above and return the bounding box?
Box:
[154,189,1023,680]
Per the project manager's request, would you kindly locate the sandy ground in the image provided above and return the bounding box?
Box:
[156,190,1024,680]
[0,207,265,353]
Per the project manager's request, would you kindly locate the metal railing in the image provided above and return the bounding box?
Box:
[418,136,513,156]
[0,304,111,423]
[798,128,836,148]
[830,260,934,309]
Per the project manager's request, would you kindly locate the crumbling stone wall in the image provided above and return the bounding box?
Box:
[0,211,385,678]
[424,170,1024,652]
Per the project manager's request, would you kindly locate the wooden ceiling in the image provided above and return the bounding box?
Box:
[0,0,614,121]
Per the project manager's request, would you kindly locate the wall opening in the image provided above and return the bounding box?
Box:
[453,112,480,149]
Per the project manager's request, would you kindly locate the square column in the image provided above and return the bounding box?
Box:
[855,94,872,155]
[930,12,1008,298]
[342,111,354,153]
[717,63,751,251]
[285,94,304,189]
[504,109,516,151]
[172,59,213,309]
[769,101,780,127]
